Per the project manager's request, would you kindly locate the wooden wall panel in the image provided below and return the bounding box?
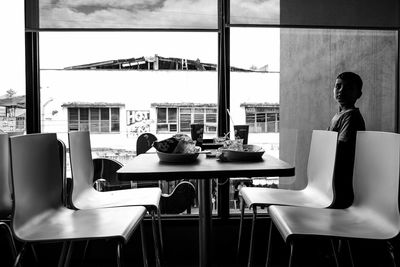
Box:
[280,29,397,189]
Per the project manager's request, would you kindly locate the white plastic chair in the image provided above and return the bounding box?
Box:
[68,131,163,266]
[268,131,400,266]
[9,133,148,266]
[237,130,338,266]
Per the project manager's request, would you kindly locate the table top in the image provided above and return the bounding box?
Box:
[117,153,294,181]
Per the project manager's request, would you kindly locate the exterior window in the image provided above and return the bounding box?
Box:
[179,108,192,132]
[68,107,120,133]
[68,108,79,131]
[156,107,178,133]
[156,106,217,133]
[244,106,279,133]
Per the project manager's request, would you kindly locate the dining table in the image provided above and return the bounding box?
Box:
[117,151,294,267]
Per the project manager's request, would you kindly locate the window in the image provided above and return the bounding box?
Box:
[29,0,399,219]
[244,105,279,133]
[67,107,120,133]
[0,1,25,134]
[155,105,217,134]
[156,107,178,133]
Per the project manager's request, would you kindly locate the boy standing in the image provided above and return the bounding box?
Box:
[328,72,365,208]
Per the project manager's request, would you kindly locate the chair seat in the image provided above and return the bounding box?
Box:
[74,187,162,210]
[241,187,332,209]
[15,206,146,243]
[269,205,399,242]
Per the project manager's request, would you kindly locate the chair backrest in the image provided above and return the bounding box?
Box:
[352,131,400,224]
[93,158,123,184]
[68,131,95,206]
[0,133,12,218]
[9,133,63,232]
[305,130,338,203]
[57,139,70,207]
[137,133,157,155]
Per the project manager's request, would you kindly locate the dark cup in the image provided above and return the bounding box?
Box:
[190,123,204,147]
[234,125,249,145]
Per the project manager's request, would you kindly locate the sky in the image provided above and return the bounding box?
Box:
[1,0,280,96]
[39,0,279,28]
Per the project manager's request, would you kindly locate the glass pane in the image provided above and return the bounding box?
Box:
[111,108,120,132]
[167,108,177,123]
[100,108,109,132]
[230,27,280,156]
[205,113,216,123]
[230,0,397,28]
[180,113,191,132]
[230,0,280,24]
[90,108,100,132]
[157,108,167,123]
[79,108,89,131]
[157,124,169,132]
[39,0,218,29]
[0,1,25,134]
[194,113,204,124]
[68,108,79,131]
[40,31,218,216]
[169,124,177,132]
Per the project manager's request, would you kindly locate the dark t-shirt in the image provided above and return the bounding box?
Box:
[328,108,365,208]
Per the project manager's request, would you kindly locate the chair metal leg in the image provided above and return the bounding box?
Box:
[81,240,90,264]
[140,222,148,267]
[330,239,339,267]
[288,241,294,267]
[13,243,26,267]
[265,221,273,267]
[157,208,164,256]
[58,242,69,267]
[151,210,161,267]
[346,240,354,267]
[30,244,39,265]
[116,241,123,267]
[63,241,73,267]
[247,205,257,267]
[386,241,396,267]
[236,197,246,259]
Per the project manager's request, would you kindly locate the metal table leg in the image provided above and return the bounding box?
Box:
[198,179,212,267]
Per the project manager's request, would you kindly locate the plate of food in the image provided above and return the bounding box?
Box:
[217,144,265,162]
[153,134,201,163]
[156,151,200,163]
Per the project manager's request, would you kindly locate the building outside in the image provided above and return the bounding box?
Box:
[0,55,281,213]
[36,55,280,162]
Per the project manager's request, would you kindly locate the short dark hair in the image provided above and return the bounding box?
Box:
[337,72,363,98]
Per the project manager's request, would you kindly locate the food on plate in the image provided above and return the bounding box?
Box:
[153,134,200,154]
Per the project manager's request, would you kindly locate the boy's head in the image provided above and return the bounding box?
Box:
[334,72,363,107]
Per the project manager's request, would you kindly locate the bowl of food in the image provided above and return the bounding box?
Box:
[217,144,265,162]
[153,134,201,163]
[156,151,200,163]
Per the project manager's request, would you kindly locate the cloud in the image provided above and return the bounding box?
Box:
[40,0,218,28]
[230,0,279,24]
